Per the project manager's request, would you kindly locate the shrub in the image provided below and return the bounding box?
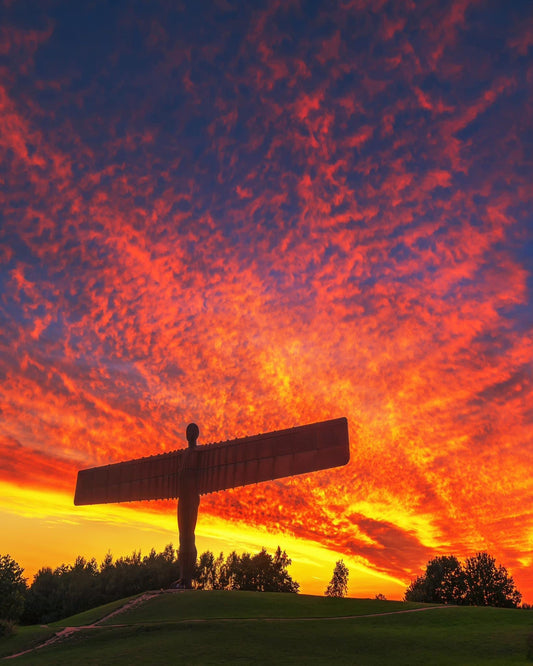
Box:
[0,619,15,638]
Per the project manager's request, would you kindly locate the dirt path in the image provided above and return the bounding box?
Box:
[3,590,166,660]
[3,596,451,660]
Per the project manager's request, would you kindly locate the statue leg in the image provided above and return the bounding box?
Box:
[177,493,200,588]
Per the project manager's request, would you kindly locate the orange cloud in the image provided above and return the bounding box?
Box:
[1,1,532,604]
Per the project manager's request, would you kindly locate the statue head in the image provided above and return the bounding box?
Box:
[186,422,199,448]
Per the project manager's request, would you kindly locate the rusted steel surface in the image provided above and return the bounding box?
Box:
[74,417,349,505]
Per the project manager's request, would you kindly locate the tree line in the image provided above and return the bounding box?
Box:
[0,545,298,628]
[0,547,526,633]
[404,552,522,607]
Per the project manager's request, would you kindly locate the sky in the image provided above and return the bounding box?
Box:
[1,0,532,602]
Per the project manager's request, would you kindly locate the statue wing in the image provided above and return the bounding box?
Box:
[74,448,185,505]
[74,417,349,505]
[196,417,349,495]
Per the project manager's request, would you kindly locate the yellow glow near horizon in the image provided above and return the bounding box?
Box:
[1,480,405,599]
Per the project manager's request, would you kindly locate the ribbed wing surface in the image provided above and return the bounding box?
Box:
[196,417,349,495]
[74,417,349,505]
[74,449,184,505]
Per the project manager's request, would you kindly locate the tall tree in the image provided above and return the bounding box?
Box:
[195,551,225,590]
[22,566,66,624]
[271,546,300,593]
[325,560,349,598]
[463,552,521,608]
[405,555,465,604]
[0,554,27,623]
[405,552,522,608]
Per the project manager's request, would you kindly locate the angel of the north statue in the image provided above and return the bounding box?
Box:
[75,417,350,588]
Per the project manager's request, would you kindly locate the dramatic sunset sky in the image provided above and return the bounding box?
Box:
[1,0,532,602]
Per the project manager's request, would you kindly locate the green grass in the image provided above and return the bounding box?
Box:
[2,592,532,665]
[0,625,56,659]
[0,595,141,657]
[52,594,141,627]
[98,590,425,624]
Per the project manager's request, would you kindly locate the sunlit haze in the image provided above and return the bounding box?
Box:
[1,1,532,603]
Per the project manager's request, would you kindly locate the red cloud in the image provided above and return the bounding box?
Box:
[1,1,532,603]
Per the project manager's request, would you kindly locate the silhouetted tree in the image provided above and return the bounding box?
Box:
[223,547,299,593]
[271,546,300,593]
[63,557,100,618]
[98,551,118,600]
[23,546,179,624]
[0,554,27,623]
[228,551,261,591]
[405,552,521,608]
[405,555,465,604]
[22,567,62,624]
[325,560,349,597]
[403,574,428,603]
[141,544,179,589]
[195,551,226,590]
[463,552,521,608]
[195,551,216,590]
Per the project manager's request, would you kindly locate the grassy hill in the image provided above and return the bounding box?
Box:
[1,591,532,664]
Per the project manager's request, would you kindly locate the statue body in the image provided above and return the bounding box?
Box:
[177,423,200,588]
[74,417,350,590]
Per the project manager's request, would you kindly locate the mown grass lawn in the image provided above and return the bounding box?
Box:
[0,626,56,659]
[1,591,532,665]
[98,589,425,624]
[52,594,141,627]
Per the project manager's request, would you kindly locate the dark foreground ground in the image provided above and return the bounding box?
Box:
[1,591,532,665]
